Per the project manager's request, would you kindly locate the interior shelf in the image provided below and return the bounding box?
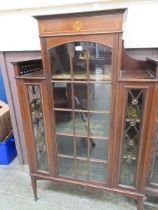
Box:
[52,73,111,81]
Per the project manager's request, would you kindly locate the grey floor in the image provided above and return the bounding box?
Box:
[0,158,140,210]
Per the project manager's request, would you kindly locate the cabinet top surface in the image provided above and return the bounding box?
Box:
[34,9,127,20]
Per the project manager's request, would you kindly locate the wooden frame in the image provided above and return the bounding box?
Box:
[113,82,154,191]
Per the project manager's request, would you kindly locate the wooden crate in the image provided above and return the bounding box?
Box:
[0,100,12,140]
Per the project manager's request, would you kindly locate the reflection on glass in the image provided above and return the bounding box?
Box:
[89,43,112,81]
[73,42,87,80]
[75,137,88,158]
[73,83,88,110]
[88,83,111,111]
[90,139,108,160]
[55,111,73,134]
[89,113,109,137]
[50,41,112,81]
[58,157,75,177]
[120,89,144,186]
[150,109,158,184]
[89,162,107,182]
[53,83,72,109]
[50,43,71,79]
[75,112,88,136]
[76,159,88,180]
[27,85,48,171]
[56,135,74,156]
[150,150,158,184]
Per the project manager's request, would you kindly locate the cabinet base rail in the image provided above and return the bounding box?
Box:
[30,173,144,210]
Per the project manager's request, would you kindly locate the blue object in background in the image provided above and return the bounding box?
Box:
[0,66,7,103]
[0,134,17,165]
[0,66,16,165]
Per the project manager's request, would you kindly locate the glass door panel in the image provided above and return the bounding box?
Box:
[58,157,75,177]
[56,135,74,156]
[55,110,73,135]
[89,43,112,81]
[89,113,109,137]
[50,41,112,184]
[50,41,112,81]
[76,159,89,180]
[89,139,108,160]
[73,83,88,110]
[74,111,88,136]
[72,42,87,80]
[76,137,88,158]
[89,162,107,182]
[88,83,111,111]
[53,82,72,109]
[50,43,72,80]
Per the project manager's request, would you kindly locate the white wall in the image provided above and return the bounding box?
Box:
[0,0,158,51]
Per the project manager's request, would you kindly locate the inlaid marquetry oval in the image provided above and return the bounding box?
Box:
[72,20,83,31]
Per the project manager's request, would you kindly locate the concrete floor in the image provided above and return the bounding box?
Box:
[0,158,140,210]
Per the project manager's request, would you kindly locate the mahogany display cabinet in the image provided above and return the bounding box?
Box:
[13,9,158,210]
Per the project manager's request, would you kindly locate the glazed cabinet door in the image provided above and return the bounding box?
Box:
[20,80,54,175]
[114,82,154,191]
[46,37,118,186]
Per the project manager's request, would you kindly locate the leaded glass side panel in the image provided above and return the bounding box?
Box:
[120,89,145,186]
[27,85,49,171]
[150,108,158,184]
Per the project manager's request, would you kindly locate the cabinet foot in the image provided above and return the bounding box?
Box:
[31,178,38,201]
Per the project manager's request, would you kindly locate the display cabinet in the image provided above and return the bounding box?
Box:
[13,9,158,210]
